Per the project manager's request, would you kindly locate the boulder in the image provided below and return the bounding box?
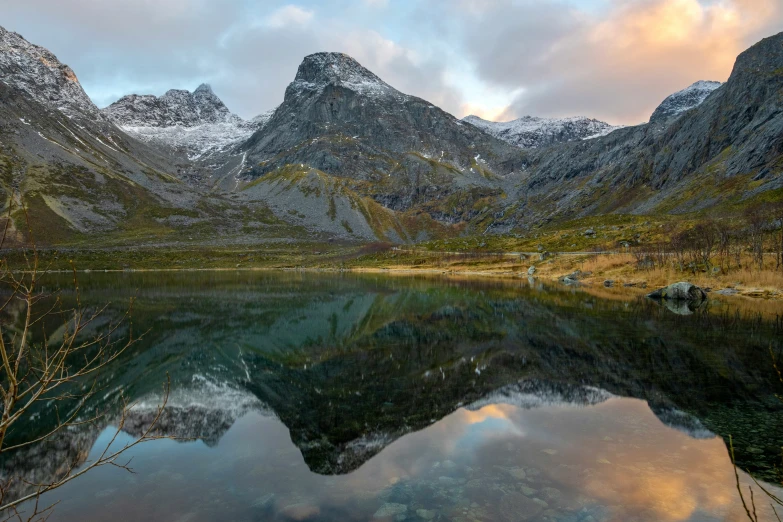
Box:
[559,273,581,286]
[647,282,707,302]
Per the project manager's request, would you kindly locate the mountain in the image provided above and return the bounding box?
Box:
[242,52,521,179]
[214,52,527,240]
[0,26,207,243]
[462,114,621,149]
[649,80,723,123]
[503,32,783,226]
[0,26,305,248]
[103,85,270,160]
[1,25,782,246]
[0,26,101,120]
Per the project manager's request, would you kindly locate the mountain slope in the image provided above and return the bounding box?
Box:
[2,25,782,245]
[463,114,621,149]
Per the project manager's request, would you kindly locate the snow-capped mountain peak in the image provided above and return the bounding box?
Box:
[103,84,239,129]
[463,114,621,149]
[288,52,401,99]
[103,86,272,159]
[649,80,723,122]
[0,25,101,119]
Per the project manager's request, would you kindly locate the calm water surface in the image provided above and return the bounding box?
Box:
[4,272,783,521]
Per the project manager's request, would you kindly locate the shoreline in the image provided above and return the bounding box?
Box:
[33,263,781,303]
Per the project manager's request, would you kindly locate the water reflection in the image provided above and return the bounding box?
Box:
[2,271,782,521]
[43,397,779,522]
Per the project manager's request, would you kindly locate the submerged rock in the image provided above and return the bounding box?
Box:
[560,270,592,286]
[416,509,436,520]
[499,491,545,521]
[374,502,408,520]
[647,282,706,302]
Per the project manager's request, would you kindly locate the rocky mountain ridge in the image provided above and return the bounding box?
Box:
[104,83,240,128]
[103,84,272,159]
[462,114,621,148]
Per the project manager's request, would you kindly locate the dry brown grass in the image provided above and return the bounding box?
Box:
[537,252,783,300]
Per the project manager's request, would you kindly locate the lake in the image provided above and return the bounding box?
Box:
[3,271,783,521]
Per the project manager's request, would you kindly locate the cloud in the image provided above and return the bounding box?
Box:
[1,0,781,124]
[263,5,314,28]
[362,0,389,8]
[449,0,783,124]
[0,0,462,119]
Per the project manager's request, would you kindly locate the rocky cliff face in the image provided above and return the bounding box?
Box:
[463,114,621,149]
[649,80,722,123]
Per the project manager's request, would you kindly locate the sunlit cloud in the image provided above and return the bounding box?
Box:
[476,0,783,123]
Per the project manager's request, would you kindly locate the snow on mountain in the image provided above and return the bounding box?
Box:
[0,25,101,119]
[463,114,622,149]
[126,374,274,447]
[649,80,723,123]
[287,52,409,102]
[467,380,614,411]
[103,85,273,159]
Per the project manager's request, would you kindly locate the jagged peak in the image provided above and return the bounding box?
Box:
[104,83,239,130]
[684,80,723,91]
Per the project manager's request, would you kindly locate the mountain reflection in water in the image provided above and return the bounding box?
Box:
[3,271,782,522]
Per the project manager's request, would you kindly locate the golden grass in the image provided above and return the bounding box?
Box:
[536,252,783,299]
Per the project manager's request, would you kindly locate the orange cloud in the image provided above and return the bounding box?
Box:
[490,0,783,124]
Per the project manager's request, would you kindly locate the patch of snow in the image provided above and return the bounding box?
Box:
[288,52,410,103]
[104,85,276,159]
[650,80,723,122]
[467,380,614,411]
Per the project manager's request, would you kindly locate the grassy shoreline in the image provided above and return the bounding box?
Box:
[7,243,781,303]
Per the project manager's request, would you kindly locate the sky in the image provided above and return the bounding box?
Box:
[2,0,781,125]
